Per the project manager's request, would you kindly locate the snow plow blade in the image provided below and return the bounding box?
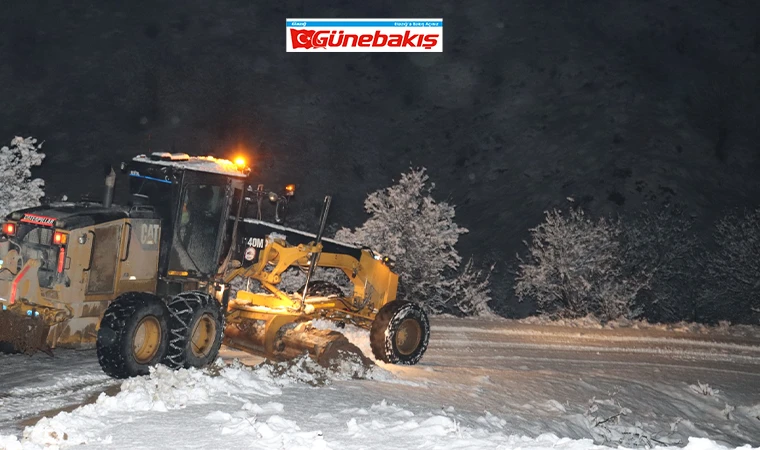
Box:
[0,311,52,355]
[223,319,373,370]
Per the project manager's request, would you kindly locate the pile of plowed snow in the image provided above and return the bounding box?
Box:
[0,354,393,450]
[309,319,379,364]
[3,319,758,450]
[1,357,753,450]
[0,361,304,449]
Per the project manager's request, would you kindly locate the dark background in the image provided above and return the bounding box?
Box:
[2,0,759,314]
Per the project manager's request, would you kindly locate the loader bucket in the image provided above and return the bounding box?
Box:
[0,311,52,355]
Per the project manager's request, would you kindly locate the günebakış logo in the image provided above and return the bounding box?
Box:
[286,19,443,52]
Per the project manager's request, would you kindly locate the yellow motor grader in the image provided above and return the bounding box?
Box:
[0,152,430,378]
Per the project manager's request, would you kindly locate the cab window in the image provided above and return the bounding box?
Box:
[169,184,225,275]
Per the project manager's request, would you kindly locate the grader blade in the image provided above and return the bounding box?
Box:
[0,311,52,355]
[284,325,374,369]
[223,318,373,370]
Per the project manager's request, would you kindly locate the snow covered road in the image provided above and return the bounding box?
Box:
[340,318,760,447]
[0,350,117,434]
[1,317,759,449]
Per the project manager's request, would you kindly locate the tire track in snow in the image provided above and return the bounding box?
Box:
[425,352,760,378]
[431,338,760,364]
[431,325,760,354]
[427,323,760,371]
[2,373,114,397]
[0,372,117,431]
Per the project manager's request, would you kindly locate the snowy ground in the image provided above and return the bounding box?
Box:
[1,316,759,450]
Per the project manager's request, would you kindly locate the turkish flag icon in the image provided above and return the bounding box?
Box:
[290,29,317,49]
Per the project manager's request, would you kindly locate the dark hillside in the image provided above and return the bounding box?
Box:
[1,0,758,313]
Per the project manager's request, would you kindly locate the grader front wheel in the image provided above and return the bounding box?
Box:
[370,301,430,365]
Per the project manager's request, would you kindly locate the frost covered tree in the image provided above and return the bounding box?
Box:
[435,258,495,316]
[335,168,491,315]
[706,208,760,324]
[515,208,650,321]
[621,208,708,323]
[0,136,46,217]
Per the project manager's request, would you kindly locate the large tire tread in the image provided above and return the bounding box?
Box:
[163,291,225,369]
[370,300,430,365]
[97,292,169,379]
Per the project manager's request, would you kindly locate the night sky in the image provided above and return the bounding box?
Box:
[2,1,759,312]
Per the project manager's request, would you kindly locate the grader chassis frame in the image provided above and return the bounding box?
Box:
[219,196,405,365]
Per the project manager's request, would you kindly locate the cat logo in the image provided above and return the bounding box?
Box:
[140,223,160,246]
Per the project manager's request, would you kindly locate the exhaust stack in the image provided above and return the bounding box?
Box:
[103,165,116,208]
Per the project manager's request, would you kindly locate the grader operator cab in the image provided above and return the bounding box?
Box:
[0,152,430,378]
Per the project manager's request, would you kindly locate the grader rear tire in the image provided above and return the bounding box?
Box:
[370,301,430,365]
[97,292,169,379]
[163,291,225,369]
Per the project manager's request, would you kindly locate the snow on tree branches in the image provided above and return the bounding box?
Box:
[515,208,650,321]
[0,137,46,218]
[621,208,707,323]
[335,168,492,315]
[436,258,495,316]
[707,208,760,323]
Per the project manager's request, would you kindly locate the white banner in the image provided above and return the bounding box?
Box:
[286,19,443,53]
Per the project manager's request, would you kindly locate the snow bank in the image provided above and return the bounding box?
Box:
[2,316,759,450]
[0,362,284,449]
[256,352,390,386]
[333,400,754,450]
[0,354,395,450]
[1,356,757,450]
